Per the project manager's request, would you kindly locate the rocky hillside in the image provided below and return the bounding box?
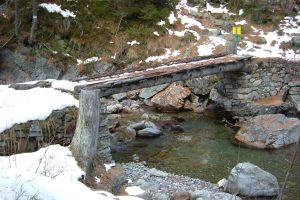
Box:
[0,0,299,83]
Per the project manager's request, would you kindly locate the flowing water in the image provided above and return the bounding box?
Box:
[112,111,300,199]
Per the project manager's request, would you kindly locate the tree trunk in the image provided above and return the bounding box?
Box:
[14,0,19,40]
[29,0,37,45]
[70,89,100,177]
[282,0,296,14]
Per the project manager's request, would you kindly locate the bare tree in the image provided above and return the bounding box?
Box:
[277,135,300,200]
[29,0,37,45]
[14,0,19,40]
[281,0,296,14]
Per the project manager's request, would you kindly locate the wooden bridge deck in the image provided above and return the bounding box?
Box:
[73,54,251,97]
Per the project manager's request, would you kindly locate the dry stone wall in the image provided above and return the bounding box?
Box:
[211,58,300,116]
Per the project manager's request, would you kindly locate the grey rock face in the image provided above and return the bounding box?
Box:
[139,84,169,99]
[0,49,61,83]
[235,114,300,149]
[185,77,213,96]
[225,162,279,197]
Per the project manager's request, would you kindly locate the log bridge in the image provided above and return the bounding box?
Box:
[70,54,252,175]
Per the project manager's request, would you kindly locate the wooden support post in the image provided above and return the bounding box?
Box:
[70,89,100,177]
[98,102,112,163]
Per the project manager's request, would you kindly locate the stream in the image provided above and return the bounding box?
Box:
[112,111,300,199]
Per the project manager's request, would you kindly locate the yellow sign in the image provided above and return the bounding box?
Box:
[232,26,242,35]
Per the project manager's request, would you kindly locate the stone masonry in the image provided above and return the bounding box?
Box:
[211,58,300,116]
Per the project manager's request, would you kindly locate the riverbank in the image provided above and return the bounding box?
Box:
[120,162,239,200]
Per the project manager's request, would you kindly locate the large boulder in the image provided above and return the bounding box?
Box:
[151,83,191,112]
[139,84,169,99]
[224,162,279,197]
[235,114,300,149]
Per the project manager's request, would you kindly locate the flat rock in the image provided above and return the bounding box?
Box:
[235,114,300,149]
[224,162,279,197]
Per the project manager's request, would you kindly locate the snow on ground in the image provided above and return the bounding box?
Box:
[145,48,180,63]
[235,20,247,25]
[125,186,145,196]
[197,36,227,56]
[168,11,177,24]
[205,3,229,14]
[127,40,140,46]
[39,3,76,18]
[238,14,300,61]
[77,56,101,65]
[153,31,160,36]
[0,145,142,200]
[0,85,78,134]
[151,0,299,61]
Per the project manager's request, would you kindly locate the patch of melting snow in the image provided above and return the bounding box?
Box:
[125,186,145,196]
[239,9,244,16]
[168,11,177,24]
[127,40,140,46]
[39,3,76,18]
[178,14,204,29]
[104,162,116,172]
[157,20,165,26]
[172,29,200,40]
[197,36,226,56]
[206,3,229,14]
[235,20,247,25]
[77,57,101,65]
[238,15,300,61]
[153,31,160,36]
[0,145,143,200]
[145,48,181,63]
[0,85,78,134]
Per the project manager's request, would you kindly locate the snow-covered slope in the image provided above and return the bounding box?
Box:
[0,85,78,134]
[0,145,142,200]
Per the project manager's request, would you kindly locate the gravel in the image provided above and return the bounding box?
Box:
[121,162,221,200]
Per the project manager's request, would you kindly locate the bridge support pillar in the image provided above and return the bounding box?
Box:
[70,89,100,177]
[98,102,112,163]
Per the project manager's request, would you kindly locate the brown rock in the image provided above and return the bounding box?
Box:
[171,192,191,200]
[93,162,126,194]
[151,82,191,112]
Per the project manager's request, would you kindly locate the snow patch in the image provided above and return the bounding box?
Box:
[77,57,101,65]
[125,186,145,196]
[235,20,247,25]
[39,3,75,18]
[104,162,116,172]
[157,20,165,26]
[168,11,177,24]
[145,48,180,63]
[0,145,143,200]
[127,40,140,46]
[0,86,78,134]
[206,3,229,14]
[153,31,160,36]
